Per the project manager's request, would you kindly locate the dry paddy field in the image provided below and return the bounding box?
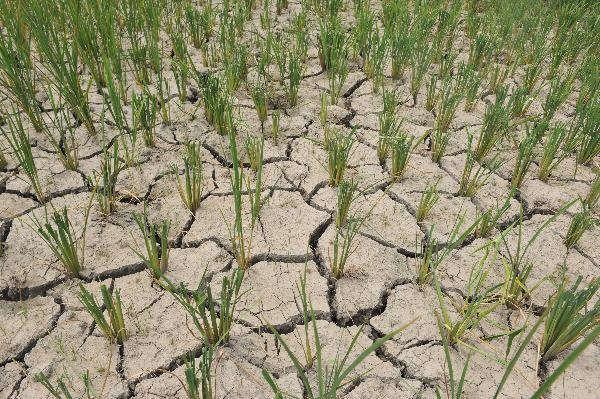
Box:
[0,0,599,398]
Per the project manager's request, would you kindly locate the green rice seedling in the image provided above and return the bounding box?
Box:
[523,57,545,95]
[390,132,414,180]
[425,74,438,112]
[586,174,600,209]
[171,31,191,102]
[474,196,512,240]
[271,110,280,143]
[537,123,569,182]
[132,92,158,147]
[2,112,44,202]
[364,29,388,94]
[336,178,358,228]
[319,16,349,104]
[434,314,471,399]
[292,11,310,62]
[496,201,574,308]
[36,371,95,399]
[474,86,511,162]
[409,40,433,105]
[250,81,268,126]
[436,78,462,134]
[564,202,596,249]
[160,268,244,345]
[509,86,534,120]
[132,210,170,278]
[175,141,205,213]
[286,50,303,107]
[416,183,439,222]
[459,132,501,198]
[327,129,355,187]
[487,64,510,95]
[27,4,96,136]
[456,63,482,112]
[434,247,499,346]
[575,106,600,165]
[94,142,122,216]
[260,0,271,31]
[79,284,127,344]
[468,33,492,71]
[377,89,400,163]
[320,91,329,132]
[0,26,44,133]
[262,280,412,399]
[245,136,264,174]
[430,124,450,166]
[185,2,214,50]
[415,229,437,287]
[44,91,79,171]
[0,146,6,170]
[540,276,600,362]
[224,44,249,93]
[353,0,374,60]
[510,123,544,191]
[30,207,83,277]
[543,72,576,121]
[183,346,215,399]
[197,74,234,136]
[330,216,361,280]
[388,23,412,80]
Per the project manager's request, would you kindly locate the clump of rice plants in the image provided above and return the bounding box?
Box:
[182,346,214,399]
[540,276,600,362]
[416,183,439,222]
[245,136,264,174]
[575,105,600,165]
[30,207,84,278]
[271,110,280,143]
[2,112,44,202]
[327,128,355,187]
[537,123,569,182]
[329,216,361,280]
[336,178,358,228]
[133,209,170,278]
[262,273,412,398]
[459,132,501,198]
[36,372,94,399]
[174,141,204,213]
[564,201,597,249]
[93,142,123,216]
[390,132,414,181]
[79,284,128,344]
[474,86,511,162]
[510,123,544,191]
[250,80,269,127]
[160,268,244,346]
[585,174,599,209]
[319,15,350,104]
[377,89,400,164]
[132,92,158,147]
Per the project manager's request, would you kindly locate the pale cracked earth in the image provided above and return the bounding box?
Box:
[1,5,600,399]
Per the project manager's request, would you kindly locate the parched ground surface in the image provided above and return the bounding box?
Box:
[1,1,600,399]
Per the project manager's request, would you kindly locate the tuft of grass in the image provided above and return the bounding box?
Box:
[537,123,568,182]
[390,132,414,181]
[416,183,440,222]
[245,136,264,174]
[540,276,600,362]
[174,142,204,213]
[585,174,600,209]
[271,110,281,143]
[93,142,122,216]
[327,128,355,187]
[459,131,501,198]
[132,92,158,147]
[2,112,44,202]
[377,89,400,164]
[79,284,128,344]
[409,40,432,105]
[319,15,350,104]
[474,86,511,162]
[510,123,544,191]
[183,347,214,399]
[250,80,269,126]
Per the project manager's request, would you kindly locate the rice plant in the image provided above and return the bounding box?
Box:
[262,280,412,398]
[30,207,83,278]
[45,92,79,171]
[182,347,214,399]
[575,105,600,165]
[175,142,204,213]
[434,313,472,399]
[79,284,128,344]
[586,174,600,209]
[36,371,94,399]
[510,123,544,191]
[132,209,170,278]
[159,268,244,345]
[319,16,350,104]
[537,123,569,182]
[330,217,361,280]
[2,112,44,202]
[540,276,600,362]
[93,142,122,216]
[377,89,400,164]
[430,124,450,165]
[132,92,158,147]
[243,137,262,176]
[327,129,355,187]
[416,183,440,222]
[271,110,280,143]
[456,63,481,112]
[434,247,499,346]
[543,72,575,121]
[336,178,358,228]
[510,86,534,119]
[409,40,433,105]
[459,132,501,198]
[425,74,438,112]
[564,202,596,249]
[474,86,511,162]
[474,195,512,239]
[250,80,268,126]
[390,133,414,181]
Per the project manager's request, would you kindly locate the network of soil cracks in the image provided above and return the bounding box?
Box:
[1,3,600,399]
